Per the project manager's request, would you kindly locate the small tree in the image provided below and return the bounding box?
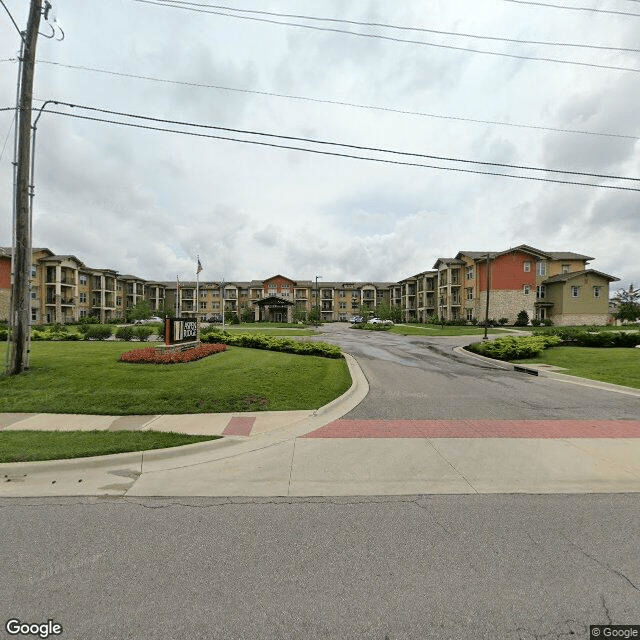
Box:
[515,310,530,327]
[614,284,640,322]
[127,300,152,323]
[360,304,373,322]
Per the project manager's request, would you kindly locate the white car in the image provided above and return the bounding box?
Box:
[369,318,393,325]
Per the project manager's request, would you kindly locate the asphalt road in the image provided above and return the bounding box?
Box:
[2,495,639,640]
[317,323,640,419]
[3,325,639,639]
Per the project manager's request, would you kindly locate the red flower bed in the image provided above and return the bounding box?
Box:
[120,343,227,364]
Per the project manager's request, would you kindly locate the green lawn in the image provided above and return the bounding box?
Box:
[390,324,506,337]
[513,347,640,389]
[0,341,351,414]
[0,430,220,463]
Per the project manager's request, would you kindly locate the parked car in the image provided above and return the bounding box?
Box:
[369,318,394,325]
[135,316,163,325]
[350,315,364,324]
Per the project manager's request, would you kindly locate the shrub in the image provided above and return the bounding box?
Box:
[84,325,113,340]
[514,310,529,327]
[542,318,553,326]
[352,323,392,331]
[201,329,343,358]
[0,327,8,340]
[116,326,135,341]
[466,335,561,360]
[532,327,640,348]
[530,318,541,326]
[498,318,509,326]
[120,343,227,364]
[134,325,154,341]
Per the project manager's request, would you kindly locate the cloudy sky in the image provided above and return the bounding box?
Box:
[1,0,638,291]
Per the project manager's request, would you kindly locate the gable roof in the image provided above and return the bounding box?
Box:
[543,269,619,284]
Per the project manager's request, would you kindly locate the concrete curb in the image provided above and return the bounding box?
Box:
[0,351,368,475]
[453,345,640,397]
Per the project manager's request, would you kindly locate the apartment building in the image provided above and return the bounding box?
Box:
[0,244,618,326]
[398,244,619,326]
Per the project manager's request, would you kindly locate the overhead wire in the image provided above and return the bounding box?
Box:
[16,59,639,142]
[0,0,25,43]
[37,101,640,191]
[500,0,640,17]
[132,0,640,74]
[141,0,640,53]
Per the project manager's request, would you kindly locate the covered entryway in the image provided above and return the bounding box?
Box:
[254,295,295,322]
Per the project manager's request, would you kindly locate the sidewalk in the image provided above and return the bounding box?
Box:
[1,352,640,498]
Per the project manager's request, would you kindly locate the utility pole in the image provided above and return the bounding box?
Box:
[483,254,491,340]
[8,0,43,375]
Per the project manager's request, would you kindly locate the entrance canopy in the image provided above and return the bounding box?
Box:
[254,295,295,322]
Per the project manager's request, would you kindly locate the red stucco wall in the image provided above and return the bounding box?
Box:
[0,256,11,288]
[477,251,536,292]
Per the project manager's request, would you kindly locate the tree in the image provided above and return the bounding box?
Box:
[360,303,373,322]
[515,310,529,327]
[614,284,640,322]
[127,300,152,323]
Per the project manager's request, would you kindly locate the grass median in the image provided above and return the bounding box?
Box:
[0,341,351,414]
[512,347,640,389]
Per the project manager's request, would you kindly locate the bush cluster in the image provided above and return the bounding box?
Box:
[466,335,562,360]
[351,323,392,331]
[533,327,640,348]
[201,329,342,358]
[31,324,79,341]
[115,326,155,341]
[81,325,113,340]
[120,343,227,364]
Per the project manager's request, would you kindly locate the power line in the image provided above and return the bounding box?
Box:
[0,0,25,43]
[500,0,640,17]
[26,59,640,141]
[133,0,640,74]
[39,102,640,191]
[144,0,640,53]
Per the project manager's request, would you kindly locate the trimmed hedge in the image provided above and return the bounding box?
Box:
[351,323,392,331]
[120,343,227,364]
[201,329,342,358]
[534,327,640,348]
[466,335,562,361]
[83,325,113,340]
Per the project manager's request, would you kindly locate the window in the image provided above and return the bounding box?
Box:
[523,284,531,295]
[31,292,37,299]
[31,309,37,321]
[593,286,601,298]
[571,286,580,298]
[562,264,570,274]
[466,308,474,321]
[466,288,473,300]
[282,284,290,289]
[466,266,474,280]
[31,266,37,277]
[523,261,531,273]
[79,293,87,303]
[200,302,207,310]
[536,285,546,299]
[536,261,547,276]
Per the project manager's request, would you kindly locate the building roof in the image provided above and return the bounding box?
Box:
[543,269,619,284]
[433,257,466,268]
[457,246,594,262]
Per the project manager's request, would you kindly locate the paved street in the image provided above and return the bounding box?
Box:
[2,494,639,640]
[317,323,640,420]
[2,325,640,639]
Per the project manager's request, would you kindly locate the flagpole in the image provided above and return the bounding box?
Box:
[176,275,180,317]
[196,256,199,321]
[221,275,225,328]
